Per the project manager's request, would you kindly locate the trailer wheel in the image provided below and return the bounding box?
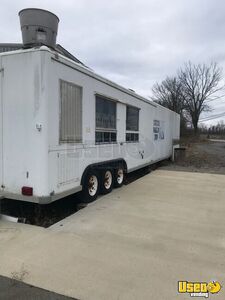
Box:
[82,170,100,203]
[114,167,124,188]
[100,169,113,194]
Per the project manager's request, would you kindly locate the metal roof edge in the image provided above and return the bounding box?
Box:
[0,46,180,114]
[49,49,157,108]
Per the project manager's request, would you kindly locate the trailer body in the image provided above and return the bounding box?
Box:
[0,47,180,203]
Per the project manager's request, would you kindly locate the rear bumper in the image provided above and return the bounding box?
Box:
[0,185,82,204]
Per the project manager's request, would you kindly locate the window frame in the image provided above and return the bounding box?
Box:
[126,105,140,143]
[95,94,117,144]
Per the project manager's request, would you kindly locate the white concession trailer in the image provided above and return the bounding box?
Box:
[0,9,180,204]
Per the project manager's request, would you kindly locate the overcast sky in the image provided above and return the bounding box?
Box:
[1,0,225,125]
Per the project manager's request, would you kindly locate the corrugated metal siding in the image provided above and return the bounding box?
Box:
[60,80,82,143]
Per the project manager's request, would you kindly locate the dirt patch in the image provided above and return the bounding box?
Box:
[161,140,225,174]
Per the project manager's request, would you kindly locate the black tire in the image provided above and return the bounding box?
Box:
[114,167,125,188]
[82,170,100,203]
[100,169,114,194]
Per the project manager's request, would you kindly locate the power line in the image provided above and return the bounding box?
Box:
[205,94,225,103]
[200,115,225,122]
[199,112,225,122]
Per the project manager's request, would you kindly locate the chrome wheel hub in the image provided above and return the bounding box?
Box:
[117,169,124,184]
[104,171,112,190]
[88,175,98,196]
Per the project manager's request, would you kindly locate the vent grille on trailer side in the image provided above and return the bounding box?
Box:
[60,80,82,143]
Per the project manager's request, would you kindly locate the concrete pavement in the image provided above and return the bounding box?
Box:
[0,170,225,300]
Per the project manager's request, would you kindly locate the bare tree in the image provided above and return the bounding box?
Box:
[151,76,185,114]
[151,76,188,134]
[178,62,223,133]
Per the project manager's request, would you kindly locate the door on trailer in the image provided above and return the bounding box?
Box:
[0,56,3,189]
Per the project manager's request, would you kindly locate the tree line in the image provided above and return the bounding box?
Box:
[199,120,225,136]
[151,62,224,134]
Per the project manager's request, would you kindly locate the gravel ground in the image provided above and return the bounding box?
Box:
[160,140,225,174]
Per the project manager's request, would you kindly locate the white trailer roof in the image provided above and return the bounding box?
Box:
[0,46,179,113]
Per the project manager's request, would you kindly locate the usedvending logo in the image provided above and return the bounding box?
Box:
[178,281,221,298]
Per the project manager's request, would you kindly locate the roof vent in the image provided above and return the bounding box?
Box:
[19,8,59,49]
